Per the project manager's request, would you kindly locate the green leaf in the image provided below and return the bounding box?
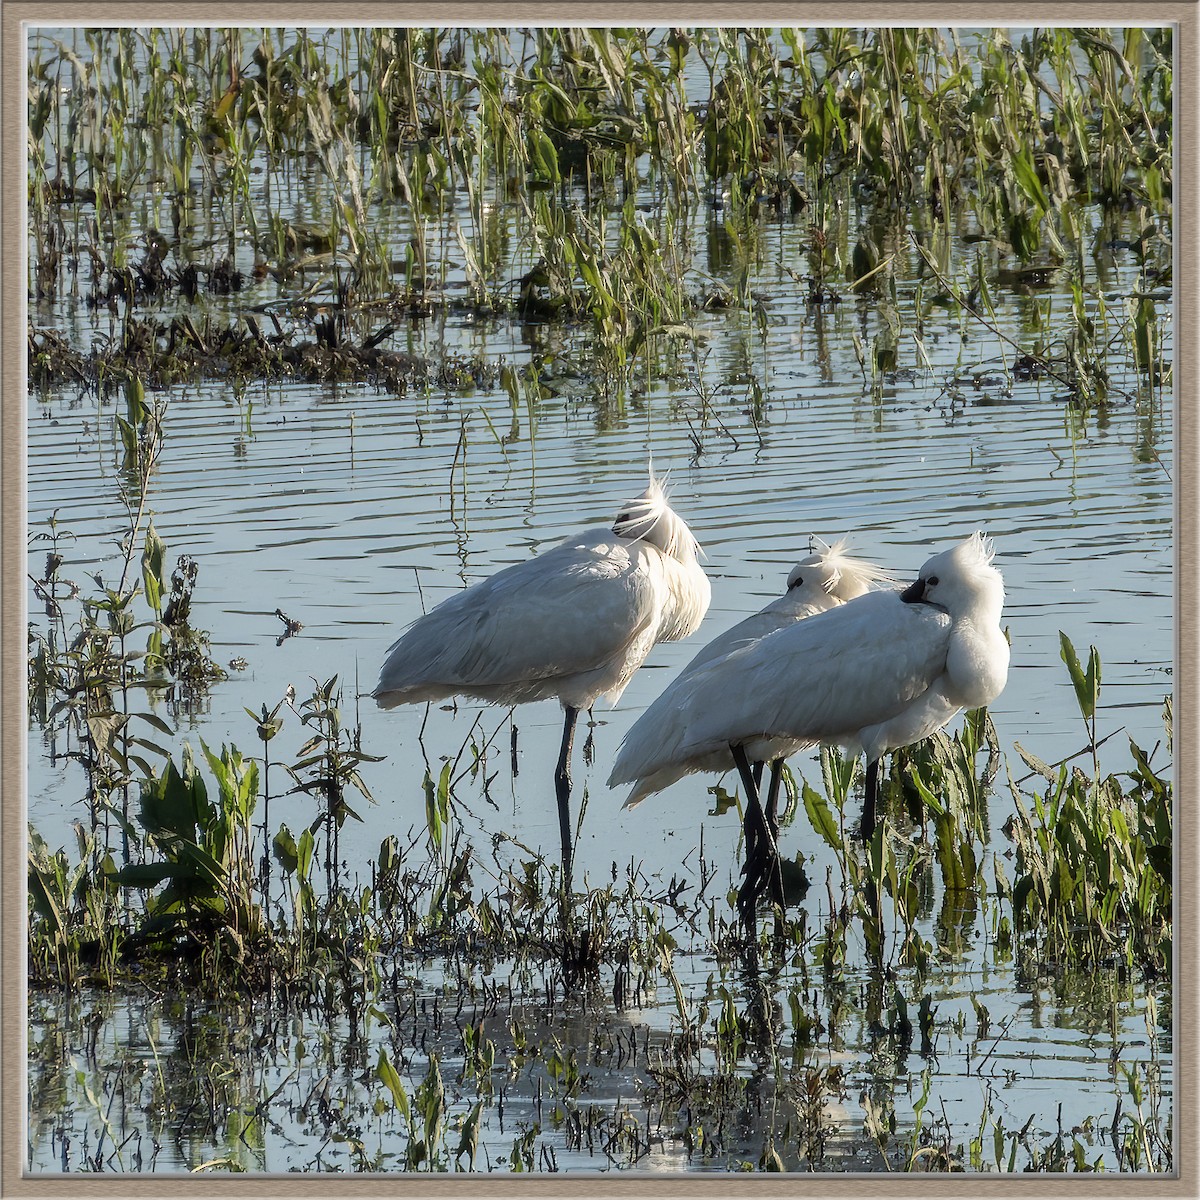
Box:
[273,825,299,874]
[909,767,944,817]
[141,520,167,615]
[171,839,229,891]
[376,1047,411,1121]
[934,811,966,891]
[127,735,172,760]
[1146,843,1171,882]
[456,1101,482,1168]
[27,864,66,935]
[135,710,175,737]
[139,760,199,840]
[1058,632,1099,720]
[111,862,178,889]
[297,828,315,879]
[707,783,738,817]
[424,769,442,851]
[1128,740,1166,798]
[801,781,842,851]
[1011,148,1050,215]
[1085,646,1101,713]
[499,365,520,405]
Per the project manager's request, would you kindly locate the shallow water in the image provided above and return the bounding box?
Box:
[26,949,1169,1173]
[25,25,1173,1175]
[27,245,1174,881]
[25,245,1173,1173]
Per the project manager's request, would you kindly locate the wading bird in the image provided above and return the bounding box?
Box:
[655,539,894,901]
[609,533,1008,928]
[373,471,710,889]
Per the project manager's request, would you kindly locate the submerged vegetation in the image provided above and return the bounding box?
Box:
[28,27,1170,400]
[27,24,1172,1175]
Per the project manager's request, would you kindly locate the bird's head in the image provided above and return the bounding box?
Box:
[900,532,1004,618]
[612,468,703,564]
[786,537,895,602]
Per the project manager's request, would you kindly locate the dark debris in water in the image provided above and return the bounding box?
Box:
[1012,353,1050,382]
[28,317,428,394]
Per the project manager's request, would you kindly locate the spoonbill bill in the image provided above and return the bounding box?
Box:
[373,470,710,888]
[609,533,1008,925]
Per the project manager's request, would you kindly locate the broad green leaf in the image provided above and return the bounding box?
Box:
[376,1047,411,1120]
[139,760,199,840]
[111,862,177,888]
[273,825,299,873]
[801,781,842,851]
[1059,632,1098,720]
[1012,148,1050,214]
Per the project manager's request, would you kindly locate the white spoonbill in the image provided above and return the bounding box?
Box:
[661,539,894,900]
[609,533,1008,920]
[373,471,710,887]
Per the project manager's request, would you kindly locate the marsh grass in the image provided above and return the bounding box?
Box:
[27,506,1172,1171]
[27,27,1172,397]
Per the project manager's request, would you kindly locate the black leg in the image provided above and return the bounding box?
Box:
[732,743,771,858]
[732,743,761,936]
[731,742,758,803]
[555,705,578,891]
[750,758,766,891]
[737,748,762,868]
[763,760,786,906]
[764,760,783,844]
[860,757,880,841]
[732,744,780,932]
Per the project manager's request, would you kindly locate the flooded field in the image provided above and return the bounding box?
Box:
[25,26,1173,1175]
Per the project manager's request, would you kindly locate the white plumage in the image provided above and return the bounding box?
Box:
[374,470,710,885]
[678,537,894,678]
[609,533,1008,840]
[622,537,895,921]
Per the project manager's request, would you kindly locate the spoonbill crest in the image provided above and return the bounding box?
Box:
[609,533,1008,923]
[374,470,711,887]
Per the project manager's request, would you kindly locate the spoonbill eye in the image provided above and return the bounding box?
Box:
[927,575,940,586]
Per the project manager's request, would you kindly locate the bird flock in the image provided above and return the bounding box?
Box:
[374,468,1009,929]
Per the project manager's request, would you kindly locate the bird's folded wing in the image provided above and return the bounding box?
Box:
[680,600,828,676]
[677,593,952,756]
[376,537,659,694]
